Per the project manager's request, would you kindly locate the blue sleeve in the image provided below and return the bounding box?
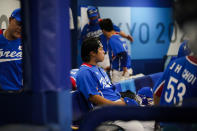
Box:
[118,52,128,67]
[109,38,125,56]
[76,69,100,100]
[113,25,120,32]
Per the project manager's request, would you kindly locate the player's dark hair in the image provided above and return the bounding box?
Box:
[174,0,197,28]
[99,18,114,32]
[81,37,101,62]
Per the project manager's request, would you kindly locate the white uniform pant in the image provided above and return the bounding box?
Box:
[111,120,155,131]
[111,68,133,83]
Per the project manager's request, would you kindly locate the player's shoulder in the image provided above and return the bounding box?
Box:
[167,56,197,68]
[77,66,96,81]
[113,34,124,41]
[112,34,120,38]
[171,56,187,63]
[110,35,120,42]
[82,24,90,30]
[78,64,95,74]
[110,35,125,45]
[76,67,89,78]
[70,69,79,77]
[165,56,186,68]
[97,67,105,73]
[176,56,197,65]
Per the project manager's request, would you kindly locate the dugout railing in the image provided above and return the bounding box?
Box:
[79,105,197,131]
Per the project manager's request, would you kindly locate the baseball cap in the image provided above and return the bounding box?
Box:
[137,87,153,106]
[137,87,153,98]
[11,8,21,22]
[87,7,98,18]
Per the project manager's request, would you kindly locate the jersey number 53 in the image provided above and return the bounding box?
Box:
[164,76,186,106]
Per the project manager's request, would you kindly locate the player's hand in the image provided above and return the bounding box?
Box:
[122,67,128,76]
[115,98,126,105]
[119,31,134,42]
[127,35,134,42]
[104,66,110,71]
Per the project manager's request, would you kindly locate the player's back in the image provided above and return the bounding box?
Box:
[108,35,131,70]
[108,35,127,54]
[159,56,197,106]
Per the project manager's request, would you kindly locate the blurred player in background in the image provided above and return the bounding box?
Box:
[76,37,148,131]
[0,8,23,92]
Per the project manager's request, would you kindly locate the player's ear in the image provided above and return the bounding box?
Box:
[90,51,96,57]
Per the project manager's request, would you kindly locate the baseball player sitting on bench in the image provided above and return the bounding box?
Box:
[76,37,150,131]
[76,37,126,106]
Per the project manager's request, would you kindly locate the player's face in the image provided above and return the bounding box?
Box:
[8,18,22,39]
[89,16,98,21]
[95,45,105,63]
[89,16,99,25]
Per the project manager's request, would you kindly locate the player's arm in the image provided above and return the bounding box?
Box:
[110,39,129,76]
[119,31,134,42]
[89,94,126,106]
[122,67,128,76]
[113,24,133,42]
[117,52,128,76]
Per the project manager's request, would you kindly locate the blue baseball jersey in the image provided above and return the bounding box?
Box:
[177,40,191,58]
[0,29,22,90]
[108,34,131,71]
[80,20,120,52]
[76,63,121,101]
[153,56,197,106]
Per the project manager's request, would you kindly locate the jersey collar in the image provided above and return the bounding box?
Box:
[187,56,197,66]
[82,63,93,67]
